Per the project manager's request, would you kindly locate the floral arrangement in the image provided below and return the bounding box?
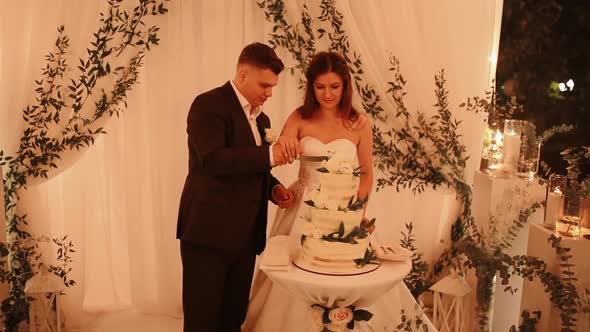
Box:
[316,153,361,176]
[310,304,373,332]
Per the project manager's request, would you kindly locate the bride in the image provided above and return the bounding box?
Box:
[243,52,434,331]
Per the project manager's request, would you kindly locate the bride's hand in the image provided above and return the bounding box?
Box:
[275,136,301,163]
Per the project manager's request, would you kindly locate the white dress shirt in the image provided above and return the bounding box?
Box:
[230,80,275,166]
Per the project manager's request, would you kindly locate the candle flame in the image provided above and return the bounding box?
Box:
[494,130,503,146]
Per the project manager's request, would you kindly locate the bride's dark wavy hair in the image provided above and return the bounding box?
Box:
[297,52,359,126]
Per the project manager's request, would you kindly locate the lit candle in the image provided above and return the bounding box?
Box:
[544,188,564,230]
[494,130,503,145]
[487,130,503,171]
[502,132,521,172]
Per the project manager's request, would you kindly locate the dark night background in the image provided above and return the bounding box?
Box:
[496,0,589,174]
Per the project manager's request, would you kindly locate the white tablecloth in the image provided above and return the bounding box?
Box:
[263,260,411,309]
[249,236,434,332]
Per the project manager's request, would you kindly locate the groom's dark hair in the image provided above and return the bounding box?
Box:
[237,42,284,74]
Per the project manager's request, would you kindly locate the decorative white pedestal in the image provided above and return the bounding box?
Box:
[471,171,545,332]
[521,224,590,332]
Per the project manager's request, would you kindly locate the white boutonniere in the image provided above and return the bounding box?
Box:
[264,128,278,144]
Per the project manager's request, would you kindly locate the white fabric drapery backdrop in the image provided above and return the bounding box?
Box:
[0,0,502,327]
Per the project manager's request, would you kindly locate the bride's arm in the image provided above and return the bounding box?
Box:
[275,111,302,160]
[356,115,373,205]
[280,110,301,138]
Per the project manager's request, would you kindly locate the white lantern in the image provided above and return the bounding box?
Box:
[24,265,64,332]
[430,270,472,332]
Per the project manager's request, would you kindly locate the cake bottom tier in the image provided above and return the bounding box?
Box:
[301,236,370,269]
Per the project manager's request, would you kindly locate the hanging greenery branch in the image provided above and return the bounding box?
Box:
[561,145,590,197]
[537,124,575,145]
[0,1,169,330]
[399,222,431,299]
[547,235,581,331]
[257,0,316,88]
[393,307,428,332]
[509,310,542,332]
[456,211,583,332]
[461,89,524,126]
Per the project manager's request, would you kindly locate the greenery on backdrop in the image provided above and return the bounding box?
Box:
[0,0,168,330]
[258,0,588,330]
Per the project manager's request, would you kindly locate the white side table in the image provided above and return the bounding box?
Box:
[471,171,545,331]
[520,224,590,332]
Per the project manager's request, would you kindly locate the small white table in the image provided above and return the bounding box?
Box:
[261,259,411,331]
[521,223,590,332]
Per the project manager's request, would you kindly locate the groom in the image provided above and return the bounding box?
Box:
[176,42,295,332]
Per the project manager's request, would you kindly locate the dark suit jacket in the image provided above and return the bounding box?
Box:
[176,81,280,255]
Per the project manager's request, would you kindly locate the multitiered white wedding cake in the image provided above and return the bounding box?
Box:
[299,153,377,271]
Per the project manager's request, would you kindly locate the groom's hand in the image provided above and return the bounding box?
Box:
[272,185,294,208]
[275,136,301,163]
[272,143,289,166]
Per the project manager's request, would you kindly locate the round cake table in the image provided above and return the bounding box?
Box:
[261,259,411,331]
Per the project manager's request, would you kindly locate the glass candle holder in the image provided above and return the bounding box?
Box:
[544,175,566,230]
[481,123,504,176]
[557,192,583,237]
[516,121,541,178]
[503,119,522,174]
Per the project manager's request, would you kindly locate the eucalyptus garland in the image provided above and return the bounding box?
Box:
[399,222,431,299]
[0,0,169,329]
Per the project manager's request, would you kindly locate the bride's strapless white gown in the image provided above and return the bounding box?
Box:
[243,136,436,332]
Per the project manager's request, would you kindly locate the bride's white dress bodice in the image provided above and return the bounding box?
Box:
[297,136,357,187]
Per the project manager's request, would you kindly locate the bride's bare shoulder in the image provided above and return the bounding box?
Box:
[286,109,305,124]
[281,109,304,135]
[350,113,371,131]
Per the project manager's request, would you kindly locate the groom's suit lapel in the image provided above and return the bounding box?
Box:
[220,81,256,146]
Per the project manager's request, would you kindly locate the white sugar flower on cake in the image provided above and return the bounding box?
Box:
[320,152,357,175]
[301,222,323,239]
[304,188,319,203]
[304,189,332,209]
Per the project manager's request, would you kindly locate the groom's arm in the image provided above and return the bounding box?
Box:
[188,93,271,176]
